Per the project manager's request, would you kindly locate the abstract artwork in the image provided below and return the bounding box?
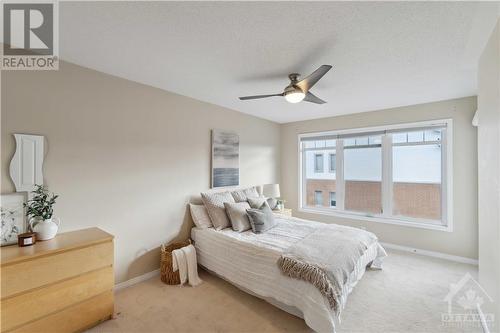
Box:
[1,194,26,246]
[212,130,239,188]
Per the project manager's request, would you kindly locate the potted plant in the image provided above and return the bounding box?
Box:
[25,184,60,240]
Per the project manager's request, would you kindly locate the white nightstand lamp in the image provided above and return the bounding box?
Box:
[263,183,281,210]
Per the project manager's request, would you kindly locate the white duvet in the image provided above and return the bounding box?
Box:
[191,214,387,333]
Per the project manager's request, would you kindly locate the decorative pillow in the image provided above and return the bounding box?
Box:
[224,202,252,232]
[231,187,260,203]
[201,191,235,230]
[247,196,268,209]
[246,202,277,234]
[189,204,213,228]
[266,198,278,210]
[247,196,277,210]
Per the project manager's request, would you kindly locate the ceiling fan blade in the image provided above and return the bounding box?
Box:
[239,93,283,100]
[303,91,327,104]
[296,65,332,92]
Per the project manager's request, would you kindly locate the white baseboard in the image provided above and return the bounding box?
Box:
[114,269,160,291]
[381,242,478,265]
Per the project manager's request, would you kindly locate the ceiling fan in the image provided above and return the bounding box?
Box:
[239,65,332,104]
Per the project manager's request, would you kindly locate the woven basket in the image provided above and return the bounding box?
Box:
[160,240,191,285]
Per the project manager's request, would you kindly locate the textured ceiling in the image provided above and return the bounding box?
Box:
[59,2,500,123]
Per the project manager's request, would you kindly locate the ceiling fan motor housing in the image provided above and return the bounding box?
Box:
[288,73,301,83]
[284,84,304,95]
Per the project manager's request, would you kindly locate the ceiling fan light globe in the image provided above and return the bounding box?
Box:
[284,91,305,103]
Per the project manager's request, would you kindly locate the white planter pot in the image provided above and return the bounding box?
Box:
[30,217,61,241]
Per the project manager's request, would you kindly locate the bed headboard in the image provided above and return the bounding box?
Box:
[188,185,264,204]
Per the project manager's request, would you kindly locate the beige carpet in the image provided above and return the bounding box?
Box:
[87,250,481,333]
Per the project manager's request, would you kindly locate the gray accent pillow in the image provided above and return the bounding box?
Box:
[231,187,260,203]
[247,196,277,210]
[266,198,278,210]
[224,202,251,232]
[189,204,213,228]
[201,191,235,230]
[246,202,277,234]
[247,196,268,209]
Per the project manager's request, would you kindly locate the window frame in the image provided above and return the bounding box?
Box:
[314,190,323,206]
[298,119,453,232]
[329,192,337,207]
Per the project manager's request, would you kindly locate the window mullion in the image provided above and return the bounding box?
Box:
[441,128,448,227]
[301,144,307,209]
[336,140,345,210]
[382,134,393,217]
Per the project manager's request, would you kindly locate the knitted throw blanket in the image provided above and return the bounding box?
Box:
[277,224,378,316]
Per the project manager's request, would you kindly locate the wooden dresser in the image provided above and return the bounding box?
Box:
[1,228,114,333]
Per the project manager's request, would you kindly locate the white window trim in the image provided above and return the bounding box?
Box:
[297,119,453,232]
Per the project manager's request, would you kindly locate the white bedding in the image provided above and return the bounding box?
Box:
[191,215,386,333]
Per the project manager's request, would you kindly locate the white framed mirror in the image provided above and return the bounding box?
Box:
[9,134,44,192]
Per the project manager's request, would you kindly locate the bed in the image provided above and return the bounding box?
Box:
[191,213,387,333]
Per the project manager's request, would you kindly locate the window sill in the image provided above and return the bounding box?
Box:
[298,207,452,232]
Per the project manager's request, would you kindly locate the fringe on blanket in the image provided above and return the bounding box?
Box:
[277,256,343,317]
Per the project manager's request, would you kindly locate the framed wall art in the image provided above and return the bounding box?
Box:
[211,130,239,188]
[1,193,26,246]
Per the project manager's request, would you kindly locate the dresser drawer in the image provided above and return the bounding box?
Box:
[1,267,113,332]
[8,291,114,333]
[1,241,113,299]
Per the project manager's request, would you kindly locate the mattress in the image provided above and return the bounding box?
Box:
[191,215,386,333]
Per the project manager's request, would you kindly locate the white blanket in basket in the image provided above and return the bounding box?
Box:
[172,244,202,286]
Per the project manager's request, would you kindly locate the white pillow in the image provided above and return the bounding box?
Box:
[224,202,252,232]
[189,204,213,228]
[247,196,268,209]
[248,196,277,210]
[201,191,235,230]
[231,187,260,203]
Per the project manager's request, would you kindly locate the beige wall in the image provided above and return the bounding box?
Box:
[477,18,500,324]
[281,97,478,259]
[0,61,280,284]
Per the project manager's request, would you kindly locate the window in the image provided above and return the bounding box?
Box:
[314,191,323,206]
[314,154,324,173]
[392,129,442,220]
[344,135,382,215]
[304,140,336,207]
[329,154,336,173]
[330,192,336,207]
[299,120,452,231]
